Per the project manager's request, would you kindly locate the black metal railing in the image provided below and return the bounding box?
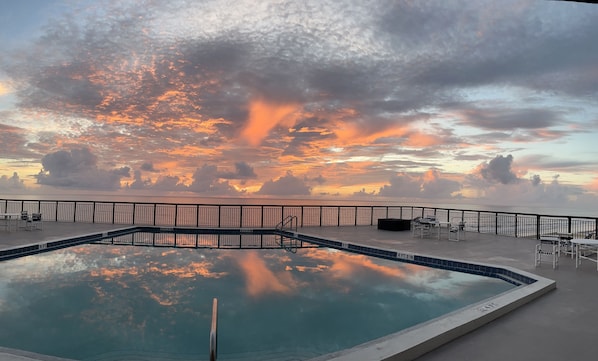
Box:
[2,198,597,240]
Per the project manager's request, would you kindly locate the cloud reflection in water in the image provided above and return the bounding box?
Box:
[0,244,515,360]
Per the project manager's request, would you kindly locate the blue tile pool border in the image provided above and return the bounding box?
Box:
[2,226,536,286]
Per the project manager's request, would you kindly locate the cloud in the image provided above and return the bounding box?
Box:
[378,169,461,199]
[152,175,187,192]
[477,154,519,185]
[129,170,152,190]
[218,162,257,180]
[378,173,422,198]
[188,164,244,195]
[0,0,596,209]
[257,171,312,196]
[0,123,38,159]
[0,172,26,191]
[140,162,159,172]
[36,147,130,190]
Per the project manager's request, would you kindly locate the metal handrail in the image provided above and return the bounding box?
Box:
[209,298,218,361]
[276,215,299,252]
[2,198,598,240]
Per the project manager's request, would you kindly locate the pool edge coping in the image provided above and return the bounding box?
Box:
[301,233,556,361]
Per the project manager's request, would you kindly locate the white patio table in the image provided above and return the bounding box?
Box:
[570,238,598,271]
[0,213,21,232]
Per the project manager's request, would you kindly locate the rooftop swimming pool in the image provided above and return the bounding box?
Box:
[0,239,516,361]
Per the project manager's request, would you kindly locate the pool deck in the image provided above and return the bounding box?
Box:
[1,222,597,361]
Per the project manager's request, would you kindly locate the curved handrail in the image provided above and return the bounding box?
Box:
[276,215,299,252]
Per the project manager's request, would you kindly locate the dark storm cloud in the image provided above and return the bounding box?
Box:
[36,147,130,190]
[478,154,519,185]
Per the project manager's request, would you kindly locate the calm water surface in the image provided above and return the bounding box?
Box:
[0,245,514,360]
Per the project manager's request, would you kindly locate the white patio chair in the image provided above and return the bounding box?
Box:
[18,211,29,229]
[449,219,466,241]
[27,213,43,230]
[535,236,559,269]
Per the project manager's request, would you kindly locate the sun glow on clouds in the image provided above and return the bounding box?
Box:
[242,99,300,146]
[0,82,10,96]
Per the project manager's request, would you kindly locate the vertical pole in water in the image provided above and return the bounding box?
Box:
[209,298,218,361]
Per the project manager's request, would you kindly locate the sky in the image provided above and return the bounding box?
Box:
[0,0,597,211]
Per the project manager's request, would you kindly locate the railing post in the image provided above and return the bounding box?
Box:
[495,212,498,235]
[218,206,221,228]
[92,201,96,223]
[112,202,116,224]
[73,201,77,223]
[301,206,304,227]
[240,205,243,228]
[567,216,572,234]
[536,215,541,239]
[514,214,518,238]
[337,206,340,227]
[174,204,178,227]
[319,206,322,227]
[153,203,156,226]
[370,206,374,226]
[132,203,136,225]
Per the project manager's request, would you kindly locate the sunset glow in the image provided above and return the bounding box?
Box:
[0,0,597,211]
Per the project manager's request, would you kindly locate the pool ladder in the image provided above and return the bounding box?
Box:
[209,298,218,361]
[276,215,299,253]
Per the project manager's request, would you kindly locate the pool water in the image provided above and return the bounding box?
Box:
[0,244,515,360]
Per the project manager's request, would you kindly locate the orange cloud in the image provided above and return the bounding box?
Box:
[241,99,299,146]
[237,250,295,297]
[147,261,228,279]
[302,248,415,280]
[403,131,442,147]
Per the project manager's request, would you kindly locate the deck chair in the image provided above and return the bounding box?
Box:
[411,217,432,238]
[449,219,466,241]
[18,211,29,229]
[535,236,559,269]
[27,213,43,230]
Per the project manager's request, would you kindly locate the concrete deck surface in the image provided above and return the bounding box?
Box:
[1,222,597,361]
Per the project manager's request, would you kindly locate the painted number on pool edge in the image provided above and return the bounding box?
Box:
[396,252,414,260]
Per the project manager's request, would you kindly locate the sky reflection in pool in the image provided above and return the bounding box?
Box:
[0,245,515,360]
